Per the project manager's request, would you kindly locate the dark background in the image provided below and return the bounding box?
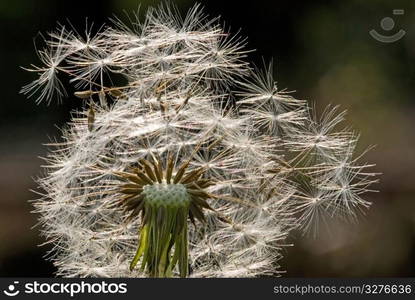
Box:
[1,0,414,277]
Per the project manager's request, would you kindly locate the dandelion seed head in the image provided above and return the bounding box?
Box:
[23,4,377,277]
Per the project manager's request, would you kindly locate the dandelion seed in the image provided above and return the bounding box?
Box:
[87,103,95,132]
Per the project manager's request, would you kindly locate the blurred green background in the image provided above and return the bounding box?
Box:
[0,0,414,276]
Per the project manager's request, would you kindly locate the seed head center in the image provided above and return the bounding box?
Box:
[143,183,190,208]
